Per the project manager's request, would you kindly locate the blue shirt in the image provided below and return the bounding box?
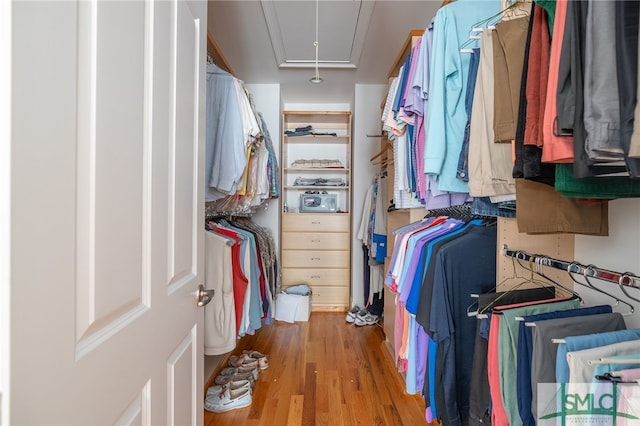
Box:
[424,0,501,193]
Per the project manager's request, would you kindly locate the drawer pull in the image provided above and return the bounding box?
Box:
[311,221,321,225]
[310,275,321,279]
[311,257,320,261]
[311,239,321,243]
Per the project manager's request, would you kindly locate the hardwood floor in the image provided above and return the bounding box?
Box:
[203,312,432,426]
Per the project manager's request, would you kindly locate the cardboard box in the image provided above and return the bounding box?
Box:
[275,293,311,323]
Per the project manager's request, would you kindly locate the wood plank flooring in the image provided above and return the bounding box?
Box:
[204,312,432,426]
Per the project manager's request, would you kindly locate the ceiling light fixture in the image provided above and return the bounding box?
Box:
[309,0,324,84]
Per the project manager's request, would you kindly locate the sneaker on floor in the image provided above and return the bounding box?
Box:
[355,312,379,326]
[345,305,361,323]
[204,387,252,413]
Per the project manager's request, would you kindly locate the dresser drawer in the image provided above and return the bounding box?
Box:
[281,232,349,251]
[310,285,350,306]
[282,250,350,269]
[281,268,350,287]
[282,213,349,232]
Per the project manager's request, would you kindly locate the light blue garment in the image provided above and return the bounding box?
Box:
[205,66,247,202]
[284,284,311,296]
[406,316,418,394]
[423,0,501,193]
[556,329,640,383]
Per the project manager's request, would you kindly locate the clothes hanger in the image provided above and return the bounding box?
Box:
[618,272,640,305]
[467,253,529,316]
[588,358,640,366]
[526,255,582,302]
[469,252,556,317]
[460,0,530,53]
[207,60,231,76]
[500,0,531,21]
[566,262,634,316]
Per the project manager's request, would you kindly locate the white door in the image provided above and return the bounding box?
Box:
[2,0,207,424]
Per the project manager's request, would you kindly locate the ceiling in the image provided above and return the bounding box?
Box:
[207,1,442,105]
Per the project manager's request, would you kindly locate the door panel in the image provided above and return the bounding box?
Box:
[167,327,198,426]
[167,0,199,292]
[7,0,206,424]
[75,0,150,357]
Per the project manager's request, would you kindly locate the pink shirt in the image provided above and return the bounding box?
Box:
[541,0,574,163]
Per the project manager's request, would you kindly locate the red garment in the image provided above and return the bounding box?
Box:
[524,5,550,148]
[488,315,508,426]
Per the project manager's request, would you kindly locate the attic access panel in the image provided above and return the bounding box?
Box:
[260,0,375,69]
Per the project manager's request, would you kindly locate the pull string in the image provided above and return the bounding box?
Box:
[314,0,320,82]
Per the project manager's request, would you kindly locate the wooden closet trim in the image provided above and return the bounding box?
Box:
[207,31,235,76]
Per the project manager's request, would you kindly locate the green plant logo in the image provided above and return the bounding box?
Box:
[538,383,640,425]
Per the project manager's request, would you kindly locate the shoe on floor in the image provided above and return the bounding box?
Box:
[345,306,361,323]
[219,365,259,381]
[243,350,269,370]
[214,371,255,387]
[229,354,259,370]
[355,312,379,326]
[207,379,252,396]
[204,387,252,413]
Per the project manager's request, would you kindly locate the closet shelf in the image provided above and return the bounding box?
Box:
[284,185,349,191]
[284,167,349,173]
[284,135,348,143]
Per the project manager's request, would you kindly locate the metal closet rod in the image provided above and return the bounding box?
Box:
[501,244,640,290]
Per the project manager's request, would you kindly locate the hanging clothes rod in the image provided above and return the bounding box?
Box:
[501,245,640,290]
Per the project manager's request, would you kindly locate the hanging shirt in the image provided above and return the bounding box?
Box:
[204,230,236,355]
[205,66,247,201]
[423,0,501,193]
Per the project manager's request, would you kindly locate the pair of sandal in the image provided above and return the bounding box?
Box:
[228,350,269,371]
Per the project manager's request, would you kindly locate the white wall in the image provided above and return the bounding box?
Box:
[574,199,640,328]
[246,84,281,252]
[351,84,388,309]
[0,0,10,420]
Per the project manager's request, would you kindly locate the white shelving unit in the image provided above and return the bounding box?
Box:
[280,110,352,310]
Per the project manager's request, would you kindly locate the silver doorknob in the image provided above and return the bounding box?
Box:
[197,284,214,307]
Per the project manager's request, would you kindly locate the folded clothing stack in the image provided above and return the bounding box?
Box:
[290,159,344,168]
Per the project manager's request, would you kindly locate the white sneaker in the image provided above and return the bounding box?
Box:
[345,306,361,323]
[355,312,379,326]
[204,387,252,413]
